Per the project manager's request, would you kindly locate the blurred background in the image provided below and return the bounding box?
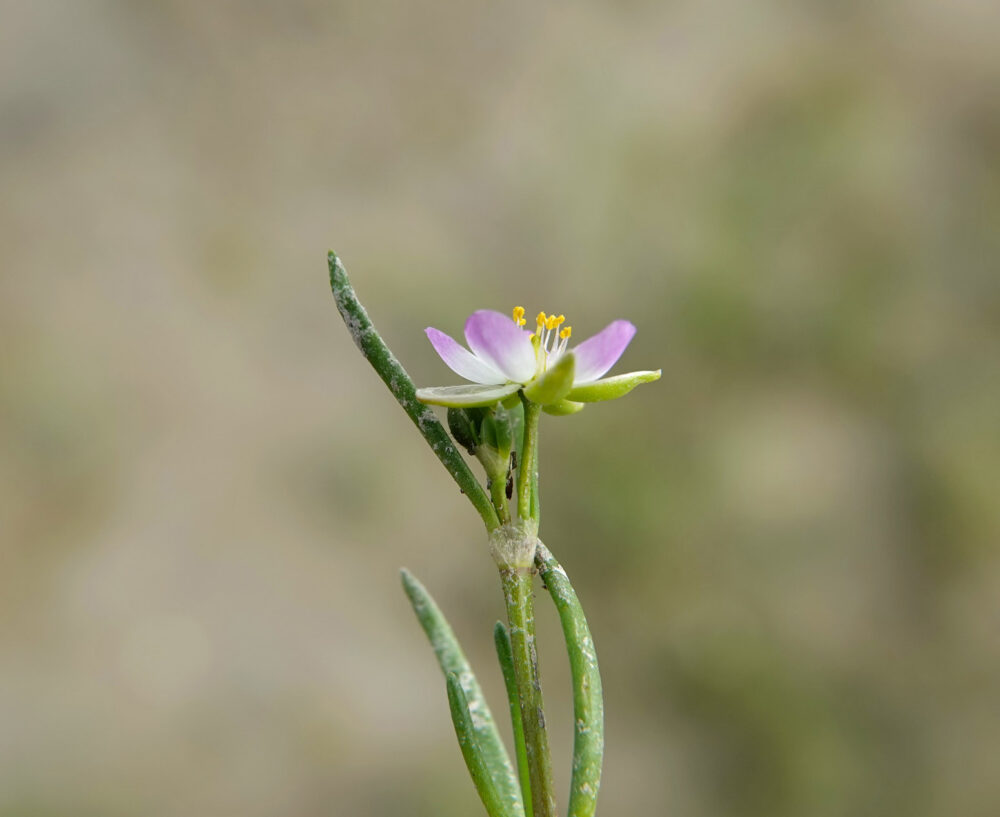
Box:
[2,1,999,815]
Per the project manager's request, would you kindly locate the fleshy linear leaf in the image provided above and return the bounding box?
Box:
[401,570,525,817]
[447,673,519,817]
[494,622,533,817]
[523,353,575,406]
[328,252,499,531]
[565,369,661,403]
[535,543,604,817]
[416,383,521,408]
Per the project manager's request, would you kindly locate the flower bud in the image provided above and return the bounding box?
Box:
[447,407,482,455]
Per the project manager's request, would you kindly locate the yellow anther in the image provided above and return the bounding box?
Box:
[512,306,526,326]
[554,315,566,327]
[536,311,547,327]
[545,315,559,331]
[560,326,572,340]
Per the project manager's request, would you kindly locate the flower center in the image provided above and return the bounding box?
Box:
[512,306,572,374]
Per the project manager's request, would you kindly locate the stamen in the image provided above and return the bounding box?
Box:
[560,326,571,340]
[512,306,526,327]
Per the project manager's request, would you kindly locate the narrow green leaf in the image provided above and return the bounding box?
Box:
[401,570,525,817]
[565,369,661,403]
[535,544,604,817]
[416,383,521,408]
[523,352,575,405]
[328,252,499,532]
[494,622,533,817]
[447,673,518,817]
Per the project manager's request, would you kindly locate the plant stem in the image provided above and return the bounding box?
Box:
[516,397,541,522]
[501,566,557,817]
[488,475,511,526]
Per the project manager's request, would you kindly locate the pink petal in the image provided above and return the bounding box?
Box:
[464,310,537,383]
[571,320,637,383]
[425,328,506,384]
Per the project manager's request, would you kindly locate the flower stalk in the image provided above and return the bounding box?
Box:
[516,396,542,524]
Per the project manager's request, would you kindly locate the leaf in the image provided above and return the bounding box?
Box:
[401,570,525,817]
[565,369,661,402]
[494,622,533,817]
[534,544,604,817]
[447,673,519,817]
[328,252,499,531]
[416,383,521,408]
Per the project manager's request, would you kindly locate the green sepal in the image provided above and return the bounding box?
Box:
[401,570,525,817]
[523,352,575,405]
[565,369,661,402]
[501,393,521,410]
[542,399,585,416]
[446,673,519,817]
[417,383,521,408]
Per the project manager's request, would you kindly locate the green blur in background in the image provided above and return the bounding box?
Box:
[2,2,999,816]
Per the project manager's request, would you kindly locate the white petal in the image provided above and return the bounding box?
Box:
[464,310,537,383]
[425,328,506,384]
[571,320,637,383]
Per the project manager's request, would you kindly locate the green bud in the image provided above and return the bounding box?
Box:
[491,406,513,457]
[523,352,575,405]
[475,407,513,480]
[447,407,479,454]
[480,413,498,451]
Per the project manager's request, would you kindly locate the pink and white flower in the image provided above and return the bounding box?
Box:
[416,307,660,410]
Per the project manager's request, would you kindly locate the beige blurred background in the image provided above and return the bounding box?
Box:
[2,1,999,815]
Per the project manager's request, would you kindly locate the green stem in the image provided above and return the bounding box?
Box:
[516,397,541,523]
[535,543,604,817]
[328,252,499,532]
[488,475,511,526]
[501,567,557,817]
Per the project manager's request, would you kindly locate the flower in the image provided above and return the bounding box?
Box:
[416,307,660,411]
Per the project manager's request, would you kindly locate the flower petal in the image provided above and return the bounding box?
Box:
[566,369,661,402]
[464,310,537,383]
[415,383,521,408]
[425,328,506,384]
[571,320,637,383]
